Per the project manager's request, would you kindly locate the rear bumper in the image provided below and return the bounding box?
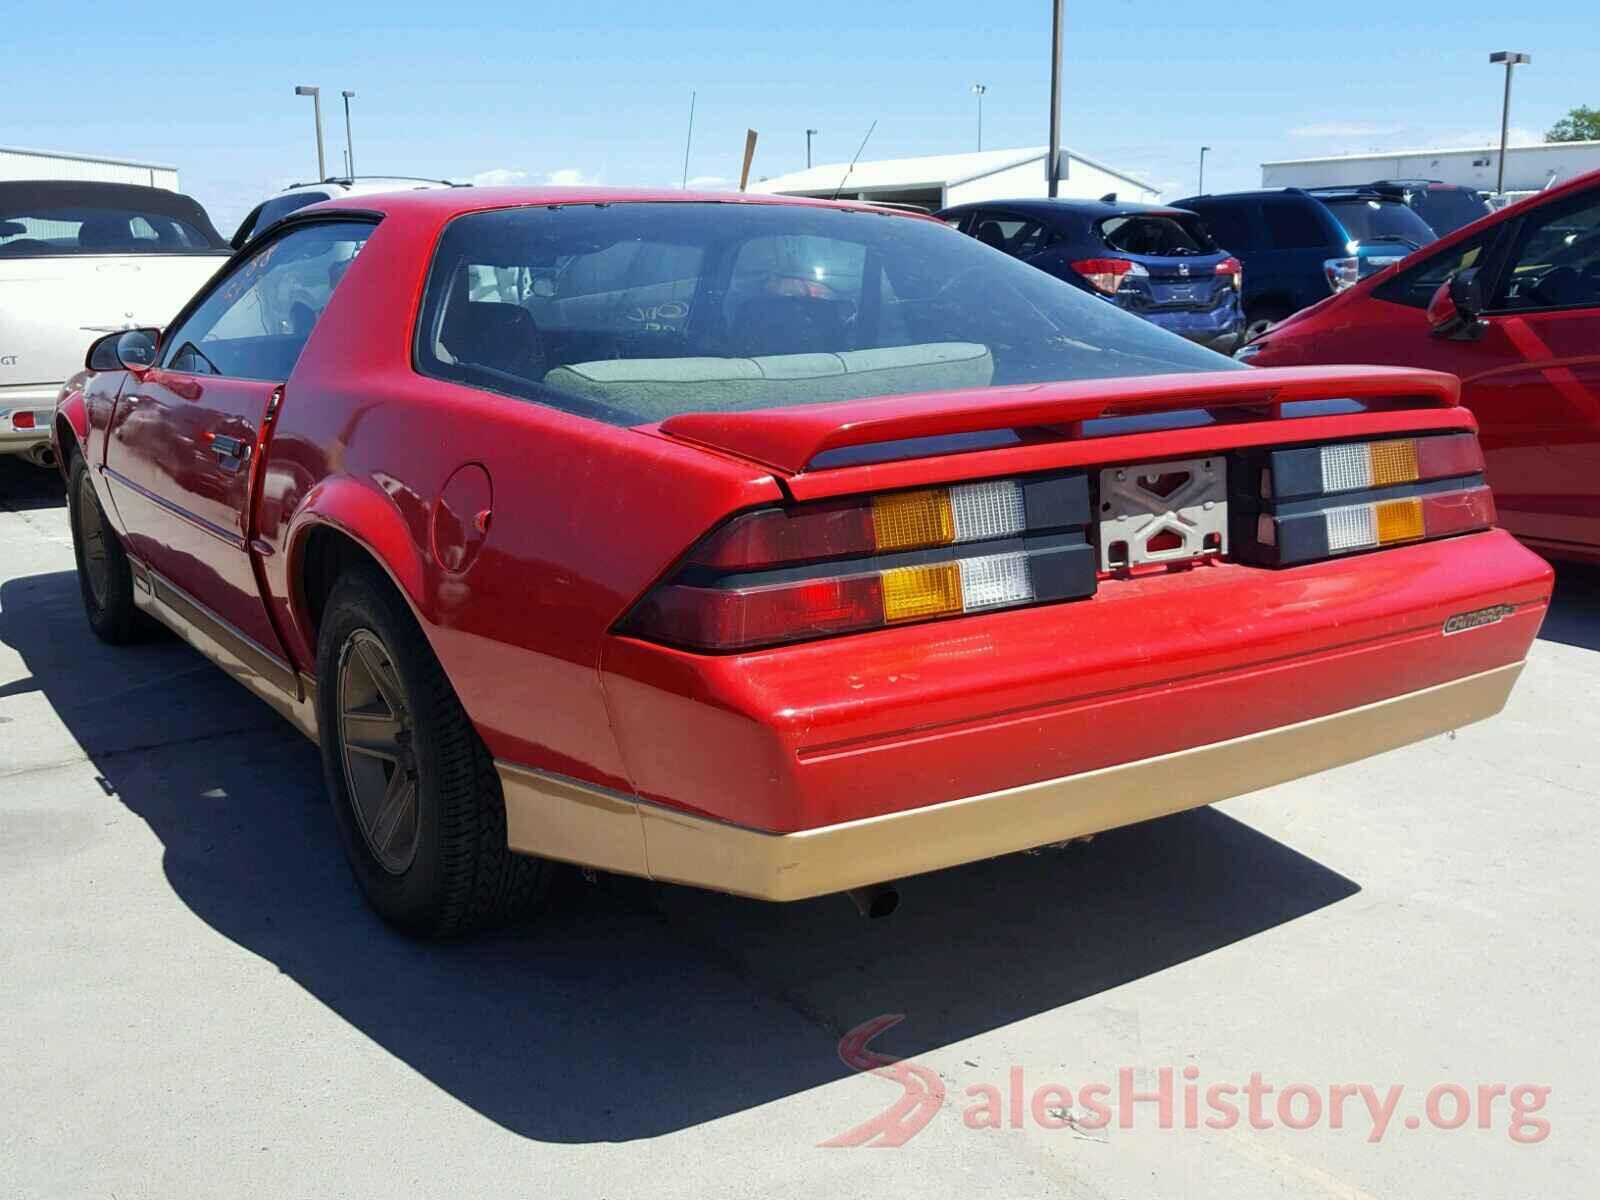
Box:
[597,529,1548,835]
[501,660,1524,900]
[0,387,58,456]
[1139,304,1243,351]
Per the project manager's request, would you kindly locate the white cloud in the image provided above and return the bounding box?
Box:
[544,167,599,187]
[685,175,735,191]
[1290,122,1409,138]
[469,168,528,187]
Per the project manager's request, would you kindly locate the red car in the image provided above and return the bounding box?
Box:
[54,187,1550,936]
[1240,168,1600,565]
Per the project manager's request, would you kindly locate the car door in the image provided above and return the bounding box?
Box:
[1455,189,1600,552]
[104,218,375,659]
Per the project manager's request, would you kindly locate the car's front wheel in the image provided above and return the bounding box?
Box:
[315,562,553,937]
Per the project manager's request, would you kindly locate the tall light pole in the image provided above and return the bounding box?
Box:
[340,90,356,179]
[1489,52,1531,197]
[1198,145,1210,194]
[970,84,987,151]
[294,85,326,181]
[1047,0,1064,197]
[806,128,818,169]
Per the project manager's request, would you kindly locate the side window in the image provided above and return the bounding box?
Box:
[1491,193,1600,313]
[1373,234,1490,309]
[162,220,373,381]
[1187,204,1253,253]
[970,216,1050,258]
[1262,200,1328,250]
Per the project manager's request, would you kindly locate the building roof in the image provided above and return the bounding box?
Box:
[1261,139,1600,168]
[752,145,1158,196]
[0,144,178,171]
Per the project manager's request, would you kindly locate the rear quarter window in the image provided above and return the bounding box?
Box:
[1183,203,1254,253]
[1262,201,1330,250]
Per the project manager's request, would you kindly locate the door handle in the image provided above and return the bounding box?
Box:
[208,433,250,461]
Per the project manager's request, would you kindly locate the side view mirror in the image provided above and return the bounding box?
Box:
[1427,267,1486,340]
[86,328,161,373]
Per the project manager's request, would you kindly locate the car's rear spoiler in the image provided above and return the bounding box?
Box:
[656,365,1460,475]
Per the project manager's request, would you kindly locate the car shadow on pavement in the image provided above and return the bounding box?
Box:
[0,456,66,513]
[1540,563,1600,652]
[3,567,1362,1144]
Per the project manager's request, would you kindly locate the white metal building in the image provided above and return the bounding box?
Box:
[753,146,1161,210]
[1261,141,1600,196]
[0,145,179,189]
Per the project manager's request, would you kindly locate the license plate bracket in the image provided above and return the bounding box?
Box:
[1098,456,1229,570]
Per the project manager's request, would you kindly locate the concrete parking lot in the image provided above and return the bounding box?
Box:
[2,453,1595,1198]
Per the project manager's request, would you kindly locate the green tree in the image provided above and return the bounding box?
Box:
[1546,106,1600,142]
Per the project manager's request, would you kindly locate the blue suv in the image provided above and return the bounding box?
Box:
[935,198,1245,353]
[1171,187,1438,339]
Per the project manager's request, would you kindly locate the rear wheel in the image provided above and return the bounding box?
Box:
[315,562,553,937]
[1244,303,1293,342]
[68,453,143,644]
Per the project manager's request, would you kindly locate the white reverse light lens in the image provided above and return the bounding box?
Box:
[958,551,1034,610]
[1319,443,1373,493]
[950,479,1026,542]
[1324,504,1378,553]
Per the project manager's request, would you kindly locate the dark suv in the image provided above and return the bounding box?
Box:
[935,198,1244,352]
[1360,179,1491,238]
[1171,188,1437,338]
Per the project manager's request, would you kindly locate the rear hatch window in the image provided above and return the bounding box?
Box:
[1407,188,1491,237]
[415,201,1238,426]
[0,181,226,257]
[1097,214,1217,257]
[1321,197,1437,253]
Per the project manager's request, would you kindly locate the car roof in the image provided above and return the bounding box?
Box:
[306,185,943,222]
[940,197,1194,221]
[273,176,461,199]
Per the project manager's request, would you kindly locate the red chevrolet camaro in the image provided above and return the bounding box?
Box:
[54,187,1551,936]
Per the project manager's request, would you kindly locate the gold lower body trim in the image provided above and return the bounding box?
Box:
[130,559,320,740]
[500,660,1524,902]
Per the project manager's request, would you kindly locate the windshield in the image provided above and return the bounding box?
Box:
[0,183,226,257]
[416,202,1238,425]
[1322,197,1437,250]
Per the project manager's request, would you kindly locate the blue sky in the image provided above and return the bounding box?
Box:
[13,0,1598,232]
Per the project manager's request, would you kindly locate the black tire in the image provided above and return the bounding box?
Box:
[315,562,553,937]
[1243,303,1293,342]
[67,452,144,645]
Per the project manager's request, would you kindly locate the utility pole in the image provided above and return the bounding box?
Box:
[340,90,356,178]
[1198,145,1210,194]
[682,90,696,189]
[1047,0,1064,197]
[1489,52,1531,196]
[295,85,326,181]
[806,128,817,169]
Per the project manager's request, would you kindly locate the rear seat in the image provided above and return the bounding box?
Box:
[541,343,994,421]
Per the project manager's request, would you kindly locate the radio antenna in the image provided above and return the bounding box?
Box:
[832,120,877,200]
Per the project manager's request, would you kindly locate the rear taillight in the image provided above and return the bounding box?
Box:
[620,473,1096,651]
[1072,258,1148,296]
[1229,433,1495,566]
[1216,256,1242,291]
[1323,256,1360,292]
